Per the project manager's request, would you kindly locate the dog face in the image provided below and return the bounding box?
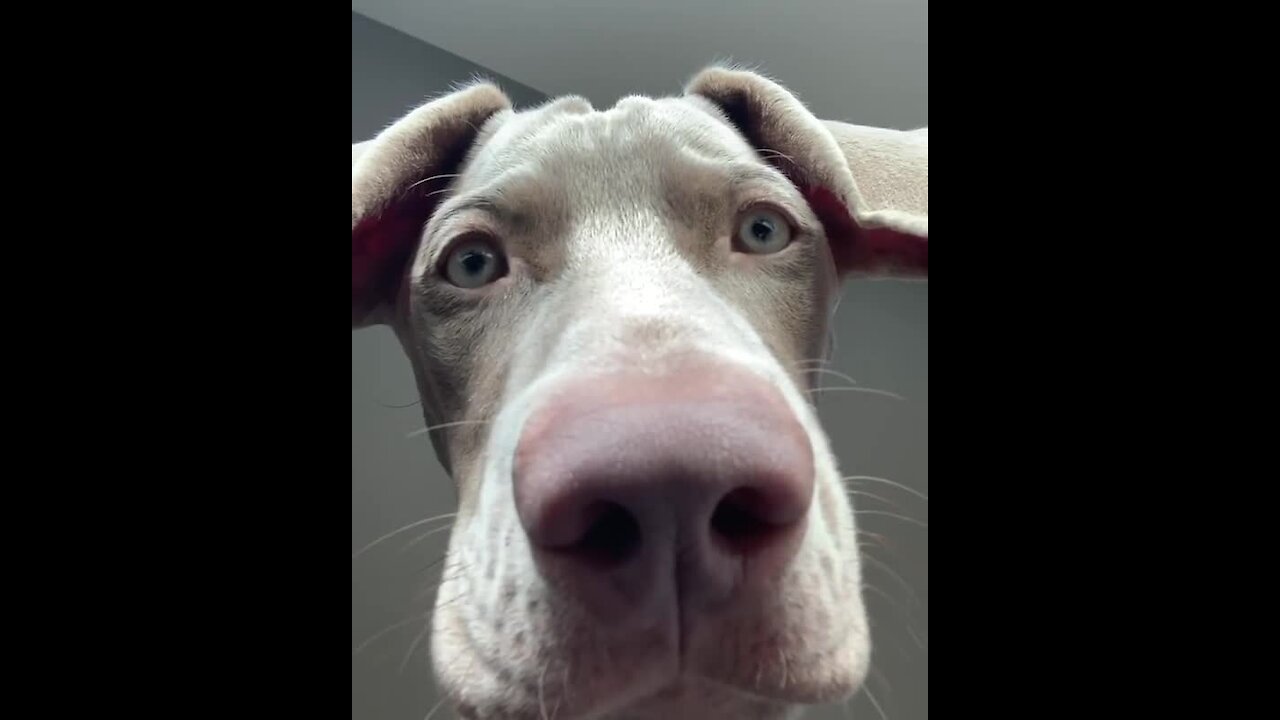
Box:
[353,68,927,719]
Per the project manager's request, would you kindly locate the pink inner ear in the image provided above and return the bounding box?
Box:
[351,186,445,323]
[803,186,928,278]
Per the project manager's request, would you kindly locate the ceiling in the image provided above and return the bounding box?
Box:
[352,0,928,130]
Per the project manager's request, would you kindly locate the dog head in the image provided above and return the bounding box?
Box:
[352,67,927,719]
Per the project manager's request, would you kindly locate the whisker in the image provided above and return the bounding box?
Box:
[807,385,906,402]
[863,583,929,655]
[757,147,797,165]
[861,553,923,611]
[856,510,928,529]
[847,489,904,510]
[844,475,929,503]
[352,614,426,655]
[870,665,893,695]
[433,590,472,612]
[398,620,430,675]
[416,552,457,577]
[866,620,913,662]
[829,291,845,354]
[859,537,903,566]
[407,172,461,191]
[862,582,908,613]
[864,684,889,720]
[779,647,790,690]
[406,419,489,439]
[379,399,421,409]
[907,624,927,651]
[427,557,472,583]
[352,513,458,560]
[539,660,551,720]
[400,522,455,553]
[432,568,471,590]
[858,529,896,552]
[414,563,472,602]
[559,655,573,716]
[798,367,861,386]
[422,697,447,720]
[552,685,564,720]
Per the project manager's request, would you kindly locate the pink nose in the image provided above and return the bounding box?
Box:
[513,361,814,618]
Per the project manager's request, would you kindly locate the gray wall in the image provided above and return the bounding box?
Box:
[352,11,549,143]
[352,11,927,719]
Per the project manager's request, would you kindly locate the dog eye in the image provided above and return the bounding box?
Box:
[443,236,508,288]
[735,208,792,255]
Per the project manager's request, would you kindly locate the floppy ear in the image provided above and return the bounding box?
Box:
[352,83,511,327]
[685,67,927,278]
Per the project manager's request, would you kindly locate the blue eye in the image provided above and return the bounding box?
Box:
[735,208,792,254]
[444,236,507,288]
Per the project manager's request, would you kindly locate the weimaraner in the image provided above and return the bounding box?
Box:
[352,66,927,719]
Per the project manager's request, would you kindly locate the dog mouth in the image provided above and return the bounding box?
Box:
[433,502,868,720]
[436,596,867,720]
[623,676,801,719]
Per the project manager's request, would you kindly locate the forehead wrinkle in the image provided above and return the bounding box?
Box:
[464,96,760,194]
[660,151,807,221]
[433,195,504,229]
[726,162,796,193]
[505,100,748,172]
[438,166,560,224]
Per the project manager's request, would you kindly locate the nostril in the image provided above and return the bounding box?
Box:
[711,488,790,555]
[570,502,642,568]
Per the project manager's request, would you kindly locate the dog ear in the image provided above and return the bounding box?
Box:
[685,67,927,278]
[352,83,511,327]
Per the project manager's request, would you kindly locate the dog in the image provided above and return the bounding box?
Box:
[352,66,927,719]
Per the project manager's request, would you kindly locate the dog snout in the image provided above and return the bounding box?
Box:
[512,360,814,620]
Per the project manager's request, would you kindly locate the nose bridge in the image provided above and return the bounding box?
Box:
[501,234,734,406]
[551,245,743,371]
[546,131,736,354]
